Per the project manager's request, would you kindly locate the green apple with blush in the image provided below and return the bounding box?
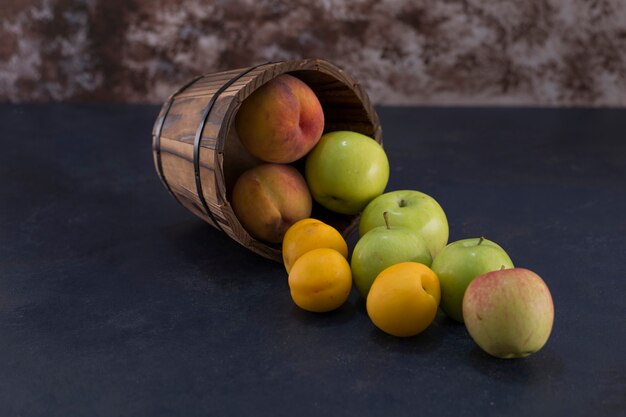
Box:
[463,268,554,359]
[431,237,514,322]
[305,131,389,215]
[351,212,432,297]
[359,190,449,258]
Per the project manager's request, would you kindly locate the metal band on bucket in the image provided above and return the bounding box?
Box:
[192,62,273,231]
[153,74,205,204]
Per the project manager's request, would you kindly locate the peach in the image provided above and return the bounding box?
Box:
[235,74,324,163]
[231,164,312,243]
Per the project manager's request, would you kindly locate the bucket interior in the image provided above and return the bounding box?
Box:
[222,69,378,246]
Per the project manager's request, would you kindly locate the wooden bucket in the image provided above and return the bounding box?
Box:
[152,59,383,261]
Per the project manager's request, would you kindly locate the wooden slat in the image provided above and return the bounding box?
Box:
[161,95,211,145]
[176,73,264,99]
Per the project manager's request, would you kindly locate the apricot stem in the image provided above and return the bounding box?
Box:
[383,211,391,230]
[477,236,485,246]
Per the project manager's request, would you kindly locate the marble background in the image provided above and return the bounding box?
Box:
[1,0,625,106]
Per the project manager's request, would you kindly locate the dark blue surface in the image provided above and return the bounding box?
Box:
[1,104,624,417]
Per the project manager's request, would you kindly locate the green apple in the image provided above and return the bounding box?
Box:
[431,237,514,322]
[463,268,554,358]
[359,190,448,257]
[305,131,389,215]
[351,212,432,297]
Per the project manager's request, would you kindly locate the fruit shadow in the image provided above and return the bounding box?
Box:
[360,299,445,355]
[368,322,444,355]
[160,219,282,288]
[466,344,564,385]
[289,299,358,328]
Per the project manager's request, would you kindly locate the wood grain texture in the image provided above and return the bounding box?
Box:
[152,59,382,261]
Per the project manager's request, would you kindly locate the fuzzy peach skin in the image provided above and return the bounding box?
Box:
[231,164,313,243]
[234,74,324,163]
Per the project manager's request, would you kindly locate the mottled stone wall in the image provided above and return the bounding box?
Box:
[1,0,625,106]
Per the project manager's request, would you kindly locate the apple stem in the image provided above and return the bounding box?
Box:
[477,236,485,246]
[500,265,506,270]
[399,199,407,208]
[383,211,391,230]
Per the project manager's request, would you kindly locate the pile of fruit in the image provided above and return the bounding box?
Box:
[231,74,554,359]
